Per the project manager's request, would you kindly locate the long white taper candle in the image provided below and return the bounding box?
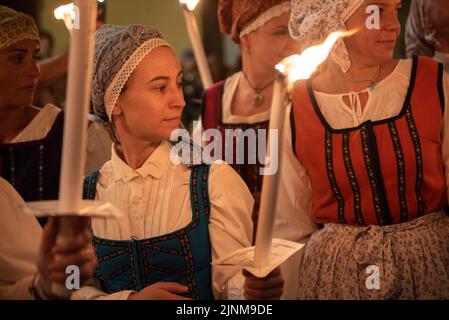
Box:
[59,0,97,213]
[253,76,287,268]
[181,4,213,89]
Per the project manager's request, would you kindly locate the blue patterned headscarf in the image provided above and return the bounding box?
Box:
[91,24,171,121]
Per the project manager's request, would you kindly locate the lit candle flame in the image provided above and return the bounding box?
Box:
[54,3,75,30]
[276,30,358,87]
[179,0,200,11]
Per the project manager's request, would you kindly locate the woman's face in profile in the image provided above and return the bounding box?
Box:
[112,46,186,143]
[344,0,402,66]
[0,39,40,108]
[242,11,301,70]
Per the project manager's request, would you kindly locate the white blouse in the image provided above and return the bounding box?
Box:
[72,140,254,300]
[0,178,42,300]
[315,59,417,129]
[11,104,61,143]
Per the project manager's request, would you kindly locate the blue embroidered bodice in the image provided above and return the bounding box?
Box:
[83,165,214,299]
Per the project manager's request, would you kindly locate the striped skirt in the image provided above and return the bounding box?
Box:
[297,210,449,299]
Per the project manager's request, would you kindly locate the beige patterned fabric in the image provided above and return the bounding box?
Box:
[297,211,449,299]
[0,6,39,52]
[240,2,291,38]
[289,0,365,73]
[218,0,290,43]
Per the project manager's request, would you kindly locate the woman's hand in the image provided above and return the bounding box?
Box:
[243,267,284,300]
[35,217,96,297]
[127,282,193,300]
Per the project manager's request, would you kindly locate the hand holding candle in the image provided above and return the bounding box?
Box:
[52,0,97,298]
[23,0,122,299]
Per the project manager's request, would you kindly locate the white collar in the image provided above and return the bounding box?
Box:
[111,140,172,182]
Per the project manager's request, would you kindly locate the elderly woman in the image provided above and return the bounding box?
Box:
[275,0,449,299]
[74,24,284,300]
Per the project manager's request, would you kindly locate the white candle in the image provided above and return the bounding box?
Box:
[252,30,358,268]
[180,1,213,89]
[179,0,212,147]
[49,0,97,298]
[253,77,287,268]
[59,0,97,214]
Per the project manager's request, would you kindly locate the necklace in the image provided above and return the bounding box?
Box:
[242,72,276,107]
[342,65,382,91]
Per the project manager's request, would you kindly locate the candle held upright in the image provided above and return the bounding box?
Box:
[52,0,97,297]
[59,0,97,215]
[253,76,288,268]
[252,30,358,269]
[179,0,213,89]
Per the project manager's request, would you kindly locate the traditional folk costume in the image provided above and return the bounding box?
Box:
[72,25,254,300]
[0,104,64,203]
[0,7,63,204]
[0,7,110,299]
[202,0,291,229]
[274,0,449,299]
[0,7,111,206]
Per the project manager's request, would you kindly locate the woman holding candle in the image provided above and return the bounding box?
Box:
[74,24,284,300]
[0,6,111,206]
[202,0,302,235]
[0,177,96,300]
[277,0,449,299]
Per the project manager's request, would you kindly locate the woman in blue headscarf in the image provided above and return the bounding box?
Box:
[74,24,285,300]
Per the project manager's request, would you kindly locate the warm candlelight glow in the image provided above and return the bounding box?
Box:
[179,0,200,11]
[54,3,74,20]
[276,30,358,87]
[54,3,76,30]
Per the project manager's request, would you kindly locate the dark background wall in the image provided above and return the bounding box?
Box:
[0,0,40,24]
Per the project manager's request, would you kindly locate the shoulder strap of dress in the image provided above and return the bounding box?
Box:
[437,61,446,113]
[189,164,211,221]
[202,81,225,130]
[290,79,317,157]
[83,170,100,200]
[413,56,444,114]
[46,110,65,137]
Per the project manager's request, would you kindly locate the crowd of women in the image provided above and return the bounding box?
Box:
[1,0,448,300]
